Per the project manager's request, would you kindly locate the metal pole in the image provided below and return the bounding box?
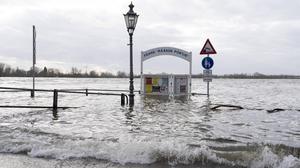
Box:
[207,54,210,98]
[31,65,35,97]
[207,81,209,98]
[189,52,192,96]
[31,25,36,98]
[140,51,143,95]
[129,33,135,106]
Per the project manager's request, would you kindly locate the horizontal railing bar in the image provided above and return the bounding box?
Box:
[58,90,121,96]
[58,89,87,91]
[0,87,139,93]
[60,88,140,92]
[0,90,26,92]
[89,89,140,92]
[191,93,208,96]
[0,87,122,95]
[0,87,52,92]
[0,105,77,109]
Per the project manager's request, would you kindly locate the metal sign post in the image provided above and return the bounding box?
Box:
[207,80,209,98]
[200,39,217,98]
[31,25,36,98]
[202,55,213,97]
[203,67,212,97]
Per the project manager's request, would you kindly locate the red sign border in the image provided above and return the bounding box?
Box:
[200,39,217,55]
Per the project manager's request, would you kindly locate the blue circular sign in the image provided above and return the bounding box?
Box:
[202,57,214,69]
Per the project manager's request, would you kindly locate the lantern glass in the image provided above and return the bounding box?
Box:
[124,3,138,34]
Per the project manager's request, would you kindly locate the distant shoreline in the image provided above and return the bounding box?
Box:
[0,76,299,79]
[1,62,299,79]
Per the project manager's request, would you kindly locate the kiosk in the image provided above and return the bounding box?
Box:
[140,47,192,96]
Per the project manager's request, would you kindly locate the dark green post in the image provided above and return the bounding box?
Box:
[53,89,58,111]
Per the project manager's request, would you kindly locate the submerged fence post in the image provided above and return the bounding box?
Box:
[53,89,58,111]
[30,90,34,97]
[121,93,125,106]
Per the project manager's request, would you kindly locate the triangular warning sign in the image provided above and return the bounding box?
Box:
[200,39,217,55]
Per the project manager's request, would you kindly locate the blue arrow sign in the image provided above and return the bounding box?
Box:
[202,57,214,69]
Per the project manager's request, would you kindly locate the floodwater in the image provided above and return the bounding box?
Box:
[0,77,299,168]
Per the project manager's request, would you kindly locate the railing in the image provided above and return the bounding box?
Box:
[0,87,129,111]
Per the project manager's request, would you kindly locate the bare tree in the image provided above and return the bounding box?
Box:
[0,63,5,76]
[4,65,11,76]
[71,67,82,76]
[117,71,127,78]
[89,70,98,77]
[100,72,114,78]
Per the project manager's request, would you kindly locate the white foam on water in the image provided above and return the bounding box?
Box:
[250,147,300,168]
[277,155,300,168]
[2,131,300,168]
[0,134,233,166]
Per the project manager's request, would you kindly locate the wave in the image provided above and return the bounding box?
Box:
[250,147,300,168]
[0,128,299,168]
[0,137,231,166]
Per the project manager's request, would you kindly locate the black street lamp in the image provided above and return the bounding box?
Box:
[124,2,138,106]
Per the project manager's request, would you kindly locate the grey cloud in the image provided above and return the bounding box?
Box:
[0,0,299,75]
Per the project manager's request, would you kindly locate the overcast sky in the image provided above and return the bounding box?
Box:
[0,0,299,75]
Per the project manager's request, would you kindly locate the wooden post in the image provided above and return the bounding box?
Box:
[53,89,58,110]
[86,89,88,96]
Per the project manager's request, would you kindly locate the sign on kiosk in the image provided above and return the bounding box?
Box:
[144,75,169,95]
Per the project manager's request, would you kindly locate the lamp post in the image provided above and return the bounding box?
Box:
[124,2,138,106]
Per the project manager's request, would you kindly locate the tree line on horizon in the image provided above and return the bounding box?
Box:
[0,63,129,78]
[0,62,299,79]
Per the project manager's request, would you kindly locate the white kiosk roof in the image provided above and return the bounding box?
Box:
[141,47,192,62]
